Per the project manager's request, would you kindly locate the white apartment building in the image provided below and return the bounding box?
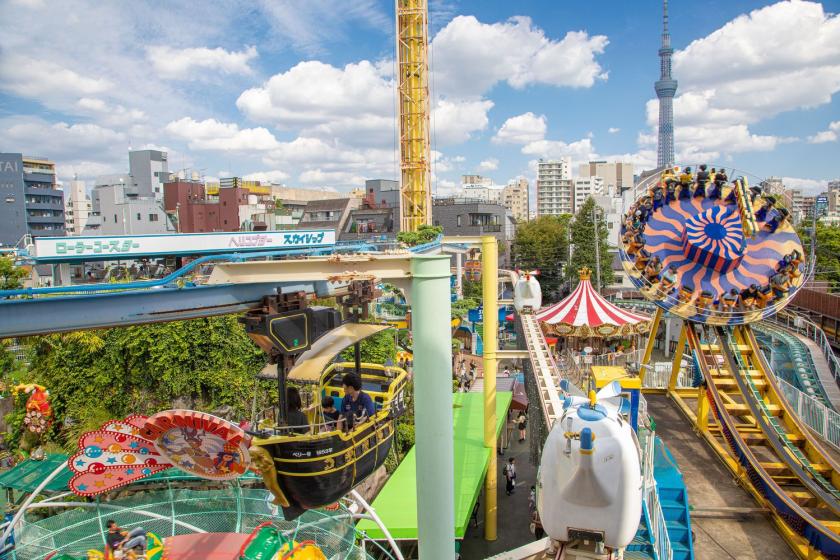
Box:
[578,161,634,193]
[63,178,94,235]
[573,176,605,212]
[537,158,573,216]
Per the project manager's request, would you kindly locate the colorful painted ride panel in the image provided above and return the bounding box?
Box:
[621,180,806,325]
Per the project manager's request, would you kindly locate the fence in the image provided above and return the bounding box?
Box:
[9,487,374,560]
[639,428,673,560]
[766,311,840,385]
[775,377,840,453]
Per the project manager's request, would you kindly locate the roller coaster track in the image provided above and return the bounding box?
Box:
[685,323,840,558]
[519,313,567,429]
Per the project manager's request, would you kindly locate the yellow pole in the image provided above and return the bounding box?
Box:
[696,383,710,432]
[669,323,687,393]
[640,306,663,384]
[481,236,498,541]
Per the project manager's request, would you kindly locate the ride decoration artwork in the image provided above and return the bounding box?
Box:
[67,415,171,497]
[13,384,52,435]
[141,409,251,480]
[620,165,807,325]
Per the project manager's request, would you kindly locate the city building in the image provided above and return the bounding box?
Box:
[655,0,677,167]
[760,177,785,197]
[296,198,361,234]
[129,149,168,201]
[94,183,174,235]
[502,178,529,222]
[64,177,95,235]
[537,158,573,217]
[364,179,400,210]
[0,153,65,246]
[578,162,634,193]
[432,199,515,265]
[573,176,606,212]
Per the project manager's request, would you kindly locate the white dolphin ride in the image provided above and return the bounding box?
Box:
[512,269,542,313]
[537,381,643,558]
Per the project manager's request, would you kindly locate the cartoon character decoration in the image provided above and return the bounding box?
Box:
[239,523,327,560]
[141,410,250,480]
[67,415,173,497]
[512,270,542,314]
[14,384,52,435]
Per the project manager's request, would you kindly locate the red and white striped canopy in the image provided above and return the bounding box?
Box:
[536,270,651,337]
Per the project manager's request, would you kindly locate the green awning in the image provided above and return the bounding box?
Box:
[0,454,259,495]
[0,454,73,493]
[357,391,513,540]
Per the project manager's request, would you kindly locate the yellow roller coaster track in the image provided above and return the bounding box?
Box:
[396,0,432,233]
[671,323,840,559]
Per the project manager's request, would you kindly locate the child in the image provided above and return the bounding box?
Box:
[322,396,340,430]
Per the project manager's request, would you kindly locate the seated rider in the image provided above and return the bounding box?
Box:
[740,284,760,310]
[696,289,714,311]
[720,288,740,312]
[770,270,790,299]
[321,396,340,430]
[634,248,651,271]
[652,185,665,211]
[678,283,695,303]
[105,520,146,558]
[754,196,776,222]
[627,233,645,256]
[338,372,375,431]
[713,167,727,192]
[286,387,310,435]
[763,207,789,233]
[644,256,663,282]
[665,180,677,204]
[756,284,774,308]
[694,165,712,198]
[659,264,679,293]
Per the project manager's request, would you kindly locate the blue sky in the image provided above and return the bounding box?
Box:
[1,0,838,196]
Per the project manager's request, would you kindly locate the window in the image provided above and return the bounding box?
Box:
[136,213,141,220]
[149,214,158,222]
[456,215,462,227]
[114,214,118,223]
[5,197,14,203]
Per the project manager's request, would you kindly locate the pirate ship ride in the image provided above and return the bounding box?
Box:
[240,280,407,520]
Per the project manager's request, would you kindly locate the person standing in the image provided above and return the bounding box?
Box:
[517,411,528,442]
[503,457,517,495]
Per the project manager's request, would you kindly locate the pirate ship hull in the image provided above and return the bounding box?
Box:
[250,364,408,520]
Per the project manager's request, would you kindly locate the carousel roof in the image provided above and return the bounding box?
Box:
[536,269,651,336]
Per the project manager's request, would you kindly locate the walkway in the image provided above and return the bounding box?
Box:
[792,331,840,409]
[645,395,789,560]
[459,435,536,559]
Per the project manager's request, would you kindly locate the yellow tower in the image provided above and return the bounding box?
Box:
[396,0,432,232]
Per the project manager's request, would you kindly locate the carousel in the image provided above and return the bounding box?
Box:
[536,268,652,368]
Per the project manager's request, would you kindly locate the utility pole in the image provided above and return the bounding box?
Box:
[592,206,601,291]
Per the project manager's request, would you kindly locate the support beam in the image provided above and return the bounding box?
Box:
[640,307,663,383]
[481,236,499,542]
[669,323,688,393]
[696,383,710,432]
[410,255,455,560]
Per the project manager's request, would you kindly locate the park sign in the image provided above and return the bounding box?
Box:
[33,229,336,262]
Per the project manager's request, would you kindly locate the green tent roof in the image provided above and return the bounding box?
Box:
[0,454,259,495]
[357,391,512,540]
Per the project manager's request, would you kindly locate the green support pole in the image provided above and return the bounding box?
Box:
[411,255,455,560]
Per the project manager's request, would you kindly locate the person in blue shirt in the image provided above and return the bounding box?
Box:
[339,372,375,431]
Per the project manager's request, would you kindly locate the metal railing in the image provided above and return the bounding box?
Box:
[766,311,840,385]
[639,428,673,560]
[775,377,840,452]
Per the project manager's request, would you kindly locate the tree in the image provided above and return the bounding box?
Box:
[567,197,614,287]
[512,215,572,299]
[11,316,270,452]
[396,224,443,247]
[799,222,840,292]
[340,329,396,364]
[0,255,27,290]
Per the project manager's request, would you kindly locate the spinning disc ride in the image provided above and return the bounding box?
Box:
[620,166,806,324]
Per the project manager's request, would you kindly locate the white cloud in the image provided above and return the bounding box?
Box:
[432,98,494,145]
[808,121,840,144]
[781,177,830,194]
[608,127,620,134]
[147,45,258,79]
[0,53,112,101]
[435,178,459,196]
[243,170,290,184]
[521,137,596,162]
[431,15,608,98]
[494,112,547,144]
[478,158,499,171]
[165,117,280,152]
[2,117,126,160]
[298,169,365,187]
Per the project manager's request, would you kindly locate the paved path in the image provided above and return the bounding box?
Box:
[646,395,791,560]
[459,434,537,559]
